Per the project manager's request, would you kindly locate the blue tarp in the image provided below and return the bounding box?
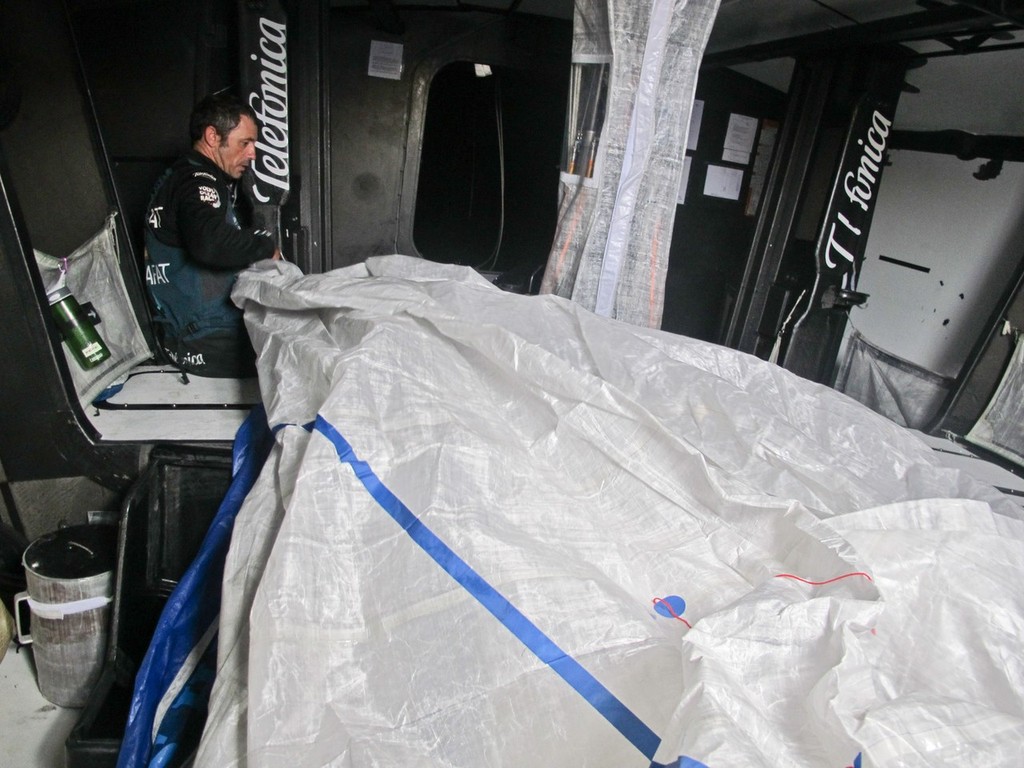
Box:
[117,406,273,768]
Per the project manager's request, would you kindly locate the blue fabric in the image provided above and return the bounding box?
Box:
[92,378,126,403]
[651,757,710,768]
[146,636,217,768]
[116,406,273,768]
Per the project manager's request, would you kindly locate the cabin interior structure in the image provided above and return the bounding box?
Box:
[2,0,1024,527]
[2,0,1024,766]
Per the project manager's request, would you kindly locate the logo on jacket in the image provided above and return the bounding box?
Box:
[198,185,221,208]
[146,262,170,285]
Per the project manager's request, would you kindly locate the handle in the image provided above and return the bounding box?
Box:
[13,591,31,645]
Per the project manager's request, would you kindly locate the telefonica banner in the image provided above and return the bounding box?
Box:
[816,97,895,282]
[239,0,290,206]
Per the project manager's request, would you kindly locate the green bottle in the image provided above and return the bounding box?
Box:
[47,287,111,370]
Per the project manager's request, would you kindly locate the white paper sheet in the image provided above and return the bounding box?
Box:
[367,40,403,80]
[703,164,743,200]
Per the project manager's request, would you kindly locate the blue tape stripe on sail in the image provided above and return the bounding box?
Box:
[314,414,662,761]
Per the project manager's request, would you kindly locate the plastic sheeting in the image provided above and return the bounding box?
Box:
[967,333,1024,467]
[540,0,719,328]
[197,255,1024,767]
[117,408,274,768]
[34,214,151,406]
[834,328,954,430]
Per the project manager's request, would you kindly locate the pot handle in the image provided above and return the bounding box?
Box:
[13,591,31,645]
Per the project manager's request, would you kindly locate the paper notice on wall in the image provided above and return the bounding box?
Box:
[687,100,704,151]
[723,113,758,164]
[704,164,744,200]
[677,156,693,204]
[368,41,403,80]
[723,148,749,164]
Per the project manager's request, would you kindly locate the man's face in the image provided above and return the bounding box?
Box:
[214,115,258,179]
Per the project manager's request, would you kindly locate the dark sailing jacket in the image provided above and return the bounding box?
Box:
[144,150,275,377]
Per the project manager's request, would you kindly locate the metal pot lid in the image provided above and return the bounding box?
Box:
[22,523,117,579]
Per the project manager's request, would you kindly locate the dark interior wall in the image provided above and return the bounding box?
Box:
[0,0,150,498]
[0,0,241,333]
[1,0,110,258]
[328,9,570,273]
[69,0,238,267]
[661,67,788,343]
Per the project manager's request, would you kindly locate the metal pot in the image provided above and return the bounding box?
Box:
[14,523,117,707]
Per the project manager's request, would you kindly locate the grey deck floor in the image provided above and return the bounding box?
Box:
[0,641,78,767]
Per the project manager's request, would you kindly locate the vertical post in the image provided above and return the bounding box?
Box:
[286,0,330,274]
[238,0,290,253]
[781,51,909,384]
[725,56,834,354]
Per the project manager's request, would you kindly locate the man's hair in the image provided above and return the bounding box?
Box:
[189,92,257,145]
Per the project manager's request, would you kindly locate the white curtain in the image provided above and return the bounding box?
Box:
[540,0,720,328]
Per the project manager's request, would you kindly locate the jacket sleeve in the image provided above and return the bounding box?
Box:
[175,172,276,269]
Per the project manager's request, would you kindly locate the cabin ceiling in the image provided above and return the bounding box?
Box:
[328,0,1024,135]
[68,0,1024,51]
[64,0,1024,136]
[709,0,944,55]
[329,0,1024,56]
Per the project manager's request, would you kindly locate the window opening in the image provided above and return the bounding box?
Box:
[413,60,567,288]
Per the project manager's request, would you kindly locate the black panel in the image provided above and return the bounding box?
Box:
[1,0,109,257]
[0,0,147,486]
[69,0,236,270]
[661,67,788,343]
[328,9,571,271]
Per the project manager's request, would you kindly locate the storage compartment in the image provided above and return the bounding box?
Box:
[65,445,234,768]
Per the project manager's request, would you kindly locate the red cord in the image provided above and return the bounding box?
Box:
[651,572,872,631]
[774,571,873,586]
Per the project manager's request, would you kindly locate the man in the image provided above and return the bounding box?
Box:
[144,93,280,378]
